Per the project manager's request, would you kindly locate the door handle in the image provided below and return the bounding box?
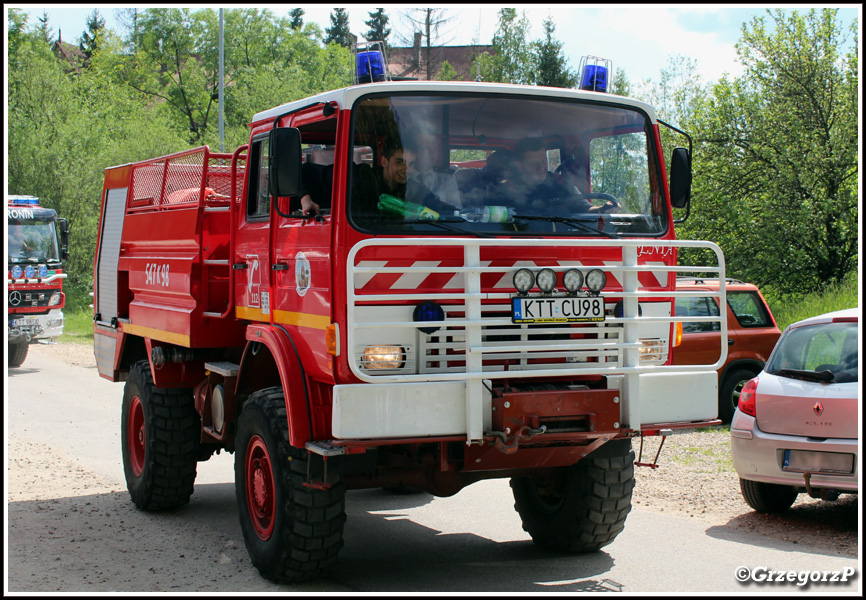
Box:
[728,339,735,346]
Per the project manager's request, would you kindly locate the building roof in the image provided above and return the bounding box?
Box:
[386,33,494,81]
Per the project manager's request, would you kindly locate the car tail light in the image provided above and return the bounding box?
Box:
[737,378,758,417]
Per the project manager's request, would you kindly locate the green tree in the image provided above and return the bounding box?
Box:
[324,8,351,47]
[534,17,577,88]
[79,9,106,64]
[289,8,304,30]
[682,8,858,295]
[437,60,459,81]
[7,23,185,292]
[364,8,391,48]
[475,9,534,85]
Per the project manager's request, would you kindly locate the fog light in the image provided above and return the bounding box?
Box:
[639,339,666,362]
[563,269,584,294]
[361,345,405,370]
[585,269,606,294]
[48,292,63,307]
[513,268,534,294]
[536,268,557,293]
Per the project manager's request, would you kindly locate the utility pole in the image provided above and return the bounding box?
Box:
[218,8,225,152]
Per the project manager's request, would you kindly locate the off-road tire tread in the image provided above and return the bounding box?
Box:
[511,441,635,552]
[123,360,199,511]
[236,388,346,583]
[8,341,29,367]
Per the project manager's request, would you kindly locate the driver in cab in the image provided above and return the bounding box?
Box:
[506,137,620,216]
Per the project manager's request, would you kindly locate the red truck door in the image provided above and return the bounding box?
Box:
[234,134,273,324]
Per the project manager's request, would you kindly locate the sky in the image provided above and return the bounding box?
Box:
[6,4,862,85]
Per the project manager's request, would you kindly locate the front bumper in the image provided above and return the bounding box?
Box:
[730,410,858,491]
[7,309,64,344]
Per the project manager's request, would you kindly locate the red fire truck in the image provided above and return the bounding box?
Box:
[93,53,728,582]
[8,195,68,367]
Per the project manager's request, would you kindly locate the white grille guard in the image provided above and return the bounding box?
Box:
[347,238,727,440]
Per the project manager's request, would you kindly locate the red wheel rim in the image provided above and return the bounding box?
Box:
[245,435,275,540]
[128,395,145,477]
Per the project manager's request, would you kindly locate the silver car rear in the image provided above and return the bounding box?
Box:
[730,308,859,512]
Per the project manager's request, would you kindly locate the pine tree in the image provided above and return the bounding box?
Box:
[534,17,577,88]
[36,11,54,44]
[364,8,391,47]
[289,8,304,30]
[324,8,351,47]
[79,9,106,64]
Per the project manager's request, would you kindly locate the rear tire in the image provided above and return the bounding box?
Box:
[739,478,798,513]
[8,341,29,367]
[720,368,756,423]
[121,360,199,510]
[235,388,346,583]
[511,439,634,552]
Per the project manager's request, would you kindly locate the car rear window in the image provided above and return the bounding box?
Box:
[728,291,773,328]
[767,320,858,383]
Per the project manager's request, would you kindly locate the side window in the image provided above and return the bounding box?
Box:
[677,296,721,333]
[246,136,270,220]
[728,291,772,327]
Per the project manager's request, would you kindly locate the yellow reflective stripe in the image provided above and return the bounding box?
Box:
[234,306,330,330]
[235,305,269,322]
[121,322,190,347]
[274,309,331,330]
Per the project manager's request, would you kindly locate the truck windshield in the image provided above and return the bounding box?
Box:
[348,93,667,237]
[7,215,61,263]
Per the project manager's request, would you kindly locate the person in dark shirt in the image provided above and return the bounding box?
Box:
[506,137,619,215]
[299,139,454,218]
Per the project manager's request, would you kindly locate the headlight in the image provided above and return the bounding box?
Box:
[562,269,584,294]
[585,269,607,294]
[536,268,557,293]
[48,292,63,307]
[639,339,666,362]
[361,345,406,370]
[513,268,534,294]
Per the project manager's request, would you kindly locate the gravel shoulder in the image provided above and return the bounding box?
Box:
[10,341,859,563]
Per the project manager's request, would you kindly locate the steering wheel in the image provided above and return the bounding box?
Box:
[575,192,619,205]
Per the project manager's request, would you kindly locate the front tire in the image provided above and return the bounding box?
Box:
[511,439,634,552]
[121,360,199,510]
[739,478,798,513]
[235,388,346,583]
[8,341,29,367]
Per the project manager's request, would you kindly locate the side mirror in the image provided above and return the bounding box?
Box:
[669,147,691,210]
[268,127,302,198]
[58,218,69,261]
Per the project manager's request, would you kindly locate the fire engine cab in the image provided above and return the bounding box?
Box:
[7,195,68,367]
[93,50,728,582]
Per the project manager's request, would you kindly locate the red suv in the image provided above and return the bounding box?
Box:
[673,278,781,423]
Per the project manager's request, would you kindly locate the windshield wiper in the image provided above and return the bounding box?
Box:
[511,214,617,239]
[773,368,835,383]
[403,218,492,238]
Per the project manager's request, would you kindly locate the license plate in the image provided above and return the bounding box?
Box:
[782,450,855,475]
[12,317,39,328]
[512,296,605,324]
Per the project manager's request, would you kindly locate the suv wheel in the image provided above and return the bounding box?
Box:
[720,367,756,423]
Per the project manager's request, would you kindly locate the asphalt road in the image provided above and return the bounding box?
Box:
[5,344,861,594]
